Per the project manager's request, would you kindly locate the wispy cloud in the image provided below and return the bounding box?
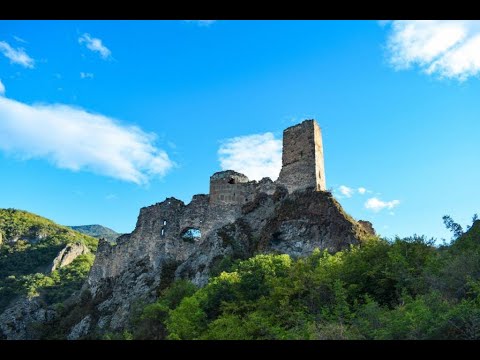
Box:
[339,185,354,198]
[78,33,112,60]
[218,132,282,181]
[336,185,369,198]
[0,41,34,68]
[385,20,480,80]
[105,194,118,200]
[0,79,5,96]
[184,20,216,27]
[0,96,174,184]
[80,72,94,79]
[364,197,400,212]
[13,35,27,44]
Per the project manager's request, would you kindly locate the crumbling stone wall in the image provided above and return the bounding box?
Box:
[209,170,256,206]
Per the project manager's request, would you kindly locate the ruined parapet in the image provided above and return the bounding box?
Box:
[358,220,376,236]
[209,170,256,206]
[276,119,326,193]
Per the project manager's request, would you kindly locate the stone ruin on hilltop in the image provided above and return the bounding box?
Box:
[0,120,377,339]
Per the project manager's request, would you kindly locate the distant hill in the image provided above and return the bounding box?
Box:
[69,224,120,243]
[0,208,98,316]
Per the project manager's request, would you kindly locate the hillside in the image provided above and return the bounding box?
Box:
[69,224,120,243]
[0,208,98,337]
[109,219,480,340]
[1,207,479,340]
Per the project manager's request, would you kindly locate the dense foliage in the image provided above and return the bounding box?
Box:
[0,209,97,312]
[129,218,480,340]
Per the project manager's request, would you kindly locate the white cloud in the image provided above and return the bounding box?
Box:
[339,185,354,198]
[336,185,369,197]
[78,33,111,60]
[13,35,27,44]
[80,72,94,79]
[105,194,118,200]
[0,41,34,68]
[365,197,400,212]
[218,132,282,181]
[385,20,480,80]
[0,96,174,184]
[0,79,5,96]
[185,20,216,27]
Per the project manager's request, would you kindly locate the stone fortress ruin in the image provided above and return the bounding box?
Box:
[0,121,377,340]
[89,119,334,284]
[140,119,329,249]
[79,119,373,335]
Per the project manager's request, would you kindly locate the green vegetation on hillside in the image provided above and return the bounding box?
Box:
[127,217,480,340]
[0,209,98,313]
[69,224,120,243]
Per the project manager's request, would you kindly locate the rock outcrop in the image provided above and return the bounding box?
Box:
[67,315,92,340]
[0,296,55,340]
[64,184,371,337]
[358,220,376,236]
[3,227,49,245]
[48,242,90,273]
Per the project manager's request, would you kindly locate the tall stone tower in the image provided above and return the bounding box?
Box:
[277,119,326,193]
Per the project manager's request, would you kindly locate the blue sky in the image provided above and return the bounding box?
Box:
[0,20,479,241]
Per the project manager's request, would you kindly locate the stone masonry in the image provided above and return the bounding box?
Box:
[277,119,326,193]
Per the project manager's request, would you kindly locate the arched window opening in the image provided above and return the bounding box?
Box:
[180,227,201,243]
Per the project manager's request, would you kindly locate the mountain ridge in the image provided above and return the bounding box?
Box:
[69,224,120,243]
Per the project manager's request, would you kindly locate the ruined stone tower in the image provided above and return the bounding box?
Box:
[209,170,253,205]
[277,119,326,193]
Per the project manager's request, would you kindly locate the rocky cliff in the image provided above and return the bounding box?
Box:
[57,184,371,338]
